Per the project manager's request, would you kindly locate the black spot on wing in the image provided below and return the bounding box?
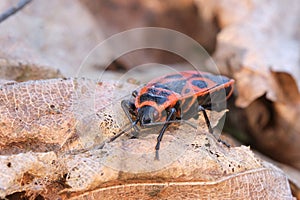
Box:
[191,80,208,89]
[139,93,168,105]
[147,87,172,97]
[154,80,186,94]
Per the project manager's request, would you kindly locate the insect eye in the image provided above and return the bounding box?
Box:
[132,90,138,97]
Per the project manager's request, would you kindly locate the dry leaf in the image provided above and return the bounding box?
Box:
[0,1,298,198]
[0,79,136,154]
[0,58,63,81]
[62,135,293,200]
[255,150,300,199]
[210,0,300,106]
[195,0,300,170]
[0,80,294,199]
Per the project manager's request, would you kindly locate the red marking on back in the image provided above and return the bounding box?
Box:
[135,71,234,120]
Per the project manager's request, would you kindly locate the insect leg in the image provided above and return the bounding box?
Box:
[198,106,230,148]
[108,124,132,143]
[155,107,176,160]
[198,105,213,133]
[121,100,140,134]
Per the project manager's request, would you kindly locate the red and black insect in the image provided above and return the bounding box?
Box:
[117,71,234,159]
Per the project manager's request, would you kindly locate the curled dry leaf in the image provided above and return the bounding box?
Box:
[0,80,294,199]
[192,0,300,104]
[195,0,300,105]
[195,0,300,169]
[241,97,300,169]
[210,0,300,106]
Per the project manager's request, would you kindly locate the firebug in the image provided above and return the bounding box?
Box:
[113,71,234,159]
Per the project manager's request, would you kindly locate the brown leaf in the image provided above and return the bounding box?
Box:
[0,79,136,154]
[255,150,300,199]
[62,134,293,199]
[0,58,63,81]
[203,0,300,172]
[0,81,294,199]
[211,0,300,107]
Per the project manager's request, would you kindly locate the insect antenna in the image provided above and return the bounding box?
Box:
[108,119,139,143]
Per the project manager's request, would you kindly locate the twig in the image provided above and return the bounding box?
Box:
[0,0,33,23]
